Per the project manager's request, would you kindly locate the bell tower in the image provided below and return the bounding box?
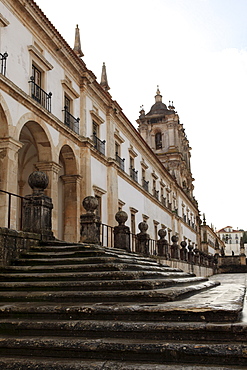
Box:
[137,87,194,197]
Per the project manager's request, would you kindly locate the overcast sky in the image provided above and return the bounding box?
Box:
[35,0,247,231]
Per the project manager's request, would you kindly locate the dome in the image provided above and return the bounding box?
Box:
[146,87,173,117]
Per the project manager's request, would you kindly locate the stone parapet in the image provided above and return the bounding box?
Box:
[0,227,40,266]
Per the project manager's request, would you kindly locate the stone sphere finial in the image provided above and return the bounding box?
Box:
[180,240,187,248]
[171,235,179,244]
[28,171,49,194]
[82,196,98,214]
[158,229,167,239]
[115,210,128,226]
[138,221,148,233]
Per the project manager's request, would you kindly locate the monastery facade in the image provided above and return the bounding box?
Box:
[0,0,215,252]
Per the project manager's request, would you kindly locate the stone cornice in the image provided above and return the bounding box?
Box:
[28,45,53,71]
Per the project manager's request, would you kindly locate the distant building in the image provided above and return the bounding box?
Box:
[200,216,224,256]
[217,226,244,255]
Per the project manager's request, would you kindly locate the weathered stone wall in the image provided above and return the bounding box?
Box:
[157,257,214,277]
[0,227,40,267]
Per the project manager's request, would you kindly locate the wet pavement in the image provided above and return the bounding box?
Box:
[210,273,247,322]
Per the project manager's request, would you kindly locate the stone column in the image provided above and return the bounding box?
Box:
[136,222,150,256]
[61,175,81,243]
[80,196,101,244]
[0,138,22,228]
[22,171,54,240]
[107,163,119,226]
[35,161,61,238]
[79,145,92,206]
[157,229,168,257]
[114,210,130,251]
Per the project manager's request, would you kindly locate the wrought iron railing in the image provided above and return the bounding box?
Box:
[101,223,114,248]
[130,167,138,182]
[0,189,31,230]
[29,76,52,112]
[0,52,8,76]
[63,107,79,134]
[115,153,125,171]
[93,133,106,155]
[142,178,149,192]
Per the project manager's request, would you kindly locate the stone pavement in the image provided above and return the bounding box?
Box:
[209,273,247,322]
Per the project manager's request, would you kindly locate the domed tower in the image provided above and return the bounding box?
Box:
[137,87,194,197]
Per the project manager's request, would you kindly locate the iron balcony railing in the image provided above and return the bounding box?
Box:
[115,153,125,171]
[93,133,106,155]
[29,76,52,112]
[130,167,138,182]
[0,52,8,76]
[63,107,79,134]
[142,178,149,192]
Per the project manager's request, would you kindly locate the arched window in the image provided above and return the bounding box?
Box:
[155,132,162,149]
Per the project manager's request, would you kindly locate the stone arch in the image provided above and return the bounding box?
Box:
[58,144,80,242]
[18,121,52,197]
[0,93,11,138]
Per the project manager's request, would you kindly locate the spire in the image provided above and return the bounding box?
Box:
[155,85,162,103]
[73,25,84,57]
[100,62,110,91]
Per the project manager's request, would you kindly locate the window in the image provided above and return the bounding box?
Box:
[155,132,162,149]
[131,213,136,234]
[95,195,102,219]
[92,121,105,155]
[93,121,99,136]
[115,142,125,171]
[31,64,42,102]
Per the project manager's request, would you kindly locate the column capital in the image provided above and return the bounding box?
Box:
[60,174,82,184]
[35,161,62,174]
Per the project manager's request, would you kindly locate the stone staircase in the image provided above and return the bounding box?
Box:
[0,241,246,369]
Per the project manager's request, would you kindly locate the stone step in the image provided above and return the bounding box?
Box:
[0,283,241,323]
[0,336,246,366]
[0,280,219,303]
[0,319,246,342]
[0,270,192,282]
[0,357,241,369]
[0,276,207,292]
[13,256,164,266]
[1,262,179,273]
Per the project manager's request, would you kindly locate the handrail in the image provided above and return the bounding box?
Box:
[0,189,31,229]
[29,77,52,112]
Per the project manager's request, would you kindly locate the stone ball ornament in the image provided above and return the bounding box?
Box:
[28,171,49,194]
[115,210,128,225]
[138,221,148,233]
[180,240,187,248]
[82,196,98,214]
[158,229,167,239]
[171,235,179,243]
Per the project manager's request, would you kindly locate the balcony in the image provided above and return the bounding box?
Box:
[0,52,8,76]
[142,178,149,192]
[153,189,159,200]
[93,133,105,155]
[29,76,52,112]
[63,107,79,134]
[130,167,138,182]
[115,153,125,171]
